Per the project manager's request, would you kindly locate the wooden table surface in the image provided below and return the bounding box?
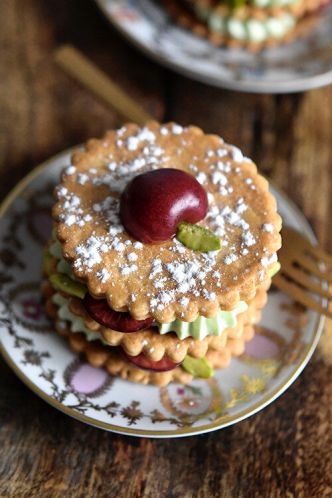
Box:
[1,1,332,497]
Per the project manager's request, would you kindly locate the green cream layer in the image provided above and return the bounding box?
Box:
[251,0,298,6]
[194,4,296,42]
[49,237,73,276]
[53,293,109,344]
[158,301,248,340]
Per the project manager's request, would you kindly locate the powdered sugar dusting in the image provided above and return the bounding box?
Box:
[231,146,244,162]
[127,252,138,262]
[65,165,76,175]
[262,223,273,233]
[97,268,111,283]
[57,189,84,227]
[242,231,256,247]
[171,124,183,135]
[261,253,277,268]
[121,264,138,276]
[147,250,221,311]
[196,172,207,185]
[77,173,88,185]
[224,253,238,265]
[75,236,109,270]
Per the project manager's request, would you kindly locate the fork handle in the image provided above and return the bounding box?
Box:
[54,45,153,125]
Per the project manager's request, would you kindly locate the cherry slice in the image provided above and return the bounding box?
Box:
[83,294,154,332]
[124,351,180,372]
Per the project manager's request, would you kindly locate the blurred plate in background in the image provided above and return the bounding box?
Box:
[95,0,332,93]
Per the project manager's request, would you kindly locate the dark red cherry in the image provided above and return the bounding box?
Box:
[123,351,180,372]
[120,168,208,243]
[83,294,154,332]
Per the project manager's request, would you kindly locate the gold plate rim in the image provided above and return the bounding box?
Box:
[0,149,325,438]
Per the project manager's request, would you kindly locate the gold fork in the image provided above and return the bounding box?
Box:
[54,45,332,318]
[54,45,152,125]
[273,227,332,318]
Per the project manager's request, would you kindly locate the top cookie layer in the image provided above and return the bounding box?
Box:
[53,122,281,322]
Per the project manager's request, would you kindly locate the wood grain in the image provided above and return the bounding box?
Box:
[0,1,332,497]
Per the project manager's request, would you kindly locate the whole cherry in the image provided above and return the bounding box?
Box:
[120,168,208,243]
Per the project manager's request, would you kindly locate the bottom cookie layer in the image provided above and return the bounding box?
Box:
[49,317,255,386]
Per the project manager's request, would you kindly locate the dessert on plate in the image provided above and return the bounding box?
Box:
[163,0,325,50]
[42,122,282,386]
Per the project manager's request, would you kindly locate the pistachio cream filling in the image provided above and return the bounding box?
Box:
[194,3,296,42]
[49,237,73,276]
[52,292,108,343]
[158,301,248,340]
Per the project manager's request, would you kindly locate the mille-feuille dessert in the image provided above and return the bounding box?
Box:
[163,0,326,50]
[42,122,281,387]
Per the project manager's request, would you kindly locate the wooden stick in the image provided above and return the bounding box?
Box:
[54,45,153,125]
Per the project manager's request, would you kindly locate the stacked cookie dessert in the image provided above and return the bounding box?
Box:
[42,122,281,386]
[164,0,325,50]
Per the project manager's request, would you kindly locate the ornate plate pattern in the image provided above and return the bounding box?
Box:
[0,149,324,437]
[95,0,332,93]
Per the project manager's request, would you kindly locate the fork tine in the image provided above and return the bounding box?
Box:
[273,273,332,318]
[282,226,332,268]
[306,245,332,268]
[295,254,332,284]
[280,264,332,300]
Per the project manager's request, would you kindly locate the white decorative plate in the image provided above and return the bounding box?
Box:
[95,0,332,93]
[0,149,324,437]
